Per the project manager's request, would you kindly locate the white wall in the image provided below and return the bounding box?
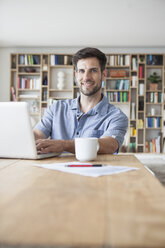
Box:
[1,46,165,101]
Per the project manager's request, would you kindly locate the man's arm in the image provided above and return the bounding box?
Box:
[33,129,46,140]
[35,136,118,154]
[98,136,118,154]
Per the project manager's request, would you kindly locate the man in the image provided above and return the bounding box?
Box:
[34,47,128,154]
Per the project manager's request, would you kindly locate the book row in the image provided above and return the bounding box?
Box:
[106,91,130,102]
[106,55,130,66]
[18,77,41,89]
[146,92,162,103]
[145,136,160,153]
[115,79,130,90]
[146,55,163,66]
[130,127,136,136]
[129,142,136,152]
[50,55,72,66]
[137,119,144,128]
[19,55,40,65]
[145,117,162,128]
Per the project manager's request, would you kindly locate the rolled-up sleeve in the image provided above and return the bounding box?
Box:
[101,109,128,150]
[35,104,54,138]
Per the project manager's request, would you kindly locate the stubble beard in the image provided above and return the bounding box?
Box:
[79,80,102,97]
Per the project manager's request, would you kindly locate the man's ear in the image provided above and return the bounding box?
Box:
[102,69,107,80]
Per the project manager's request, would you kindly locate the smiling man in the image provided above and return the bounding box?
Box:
[34,47,128,154]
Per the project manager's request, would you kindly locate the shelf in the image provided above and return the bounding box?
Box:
[106,77,130,80]
[50,65,73,68]
[30,113,40,116]
[146,90,162,92]
[51,97,72,100]
[146,65,163,68]
[106,89,129,92]
[146,115,162,117]
[18,73,40,76]
[10,52,165,154]
[18,89,40,91]
[18,65,41,67]
[146,128,162,130]
[146,102,162,104]
[18,96,40,100]
[106,65,129,68]
[49,89,72,92]
[110,102,129,104]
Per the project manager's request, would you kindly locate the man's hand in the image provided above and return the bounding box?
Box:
[36,139,64,154]
[36,139,75,154]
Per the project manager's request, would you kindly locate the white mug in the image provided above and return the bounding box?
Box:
[75,137,99,161]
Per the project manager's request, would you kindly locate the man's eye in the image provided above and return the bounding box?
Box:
[91,68,98,73]
[78,69,84,73]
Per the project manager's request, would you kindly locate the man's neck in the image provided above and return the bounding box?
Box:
[79,92,102,114]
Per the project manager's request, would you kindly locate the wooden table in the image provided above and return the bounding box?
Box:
[0,154,165,248]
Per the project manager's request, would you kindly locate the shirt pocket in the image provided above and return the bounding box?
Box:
[82,129,104,138]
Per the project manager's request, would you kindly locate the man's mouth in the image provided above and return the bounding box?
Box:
[82,81,94,87]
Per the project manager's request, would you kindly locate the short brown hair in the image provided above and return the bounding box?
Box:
[72,47,107,72]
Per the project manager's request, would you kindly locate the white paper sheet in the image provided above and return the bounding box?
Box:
[34,161,139,177]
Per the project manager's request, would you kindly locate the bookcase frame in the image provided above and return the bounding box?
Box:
[10,53,165,153]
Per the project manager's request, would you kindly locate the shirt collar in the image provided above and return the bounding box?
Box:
[70,95,109,116]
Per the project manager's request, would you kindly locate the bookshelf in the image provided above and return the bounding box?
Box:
[10,53,165,153]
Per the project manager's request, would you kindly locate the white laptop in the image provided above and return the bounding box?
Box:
[0,102,60,159]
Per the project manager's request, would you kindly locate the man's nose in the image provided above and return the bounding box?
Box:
[83,70,91,80]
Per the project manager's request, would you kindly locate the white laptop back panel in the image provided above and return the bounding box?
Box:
[0,102,58,159]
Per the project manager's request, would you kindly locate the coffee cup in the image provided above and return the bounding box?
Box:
[75,137,99,161]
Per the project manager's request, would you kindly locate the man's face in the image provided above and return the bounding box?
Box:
[75,57,106,96]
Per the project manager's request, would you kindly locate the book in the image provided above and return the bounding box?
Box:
[11,87,16,101]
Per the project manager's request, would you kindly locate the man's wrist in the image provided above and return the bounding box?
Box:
[62,139,75,153]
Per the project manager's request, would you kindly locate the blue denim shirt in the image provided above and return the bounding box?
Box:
[35,95,128,150]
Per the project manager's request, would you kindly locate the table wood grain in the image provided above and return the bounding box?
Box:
[0,154,165,248]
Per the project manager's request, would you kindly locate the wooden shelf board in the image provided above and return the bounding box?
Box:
[146,90,162,92]
[50,65,73,68]
[106,77,130,80]
[106,89,129,92]
[146,115,162,117]
[18,65,41,67]
[30,113,40,116]
[146,102,162,104]
[50,97,72,100]
[49,89,72,92]
[18,73,40,76]
[146,128,161,130]
[146,65,163,68]
[110,102,129,104]
[106,65,130,68]
[18,89,40,91]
